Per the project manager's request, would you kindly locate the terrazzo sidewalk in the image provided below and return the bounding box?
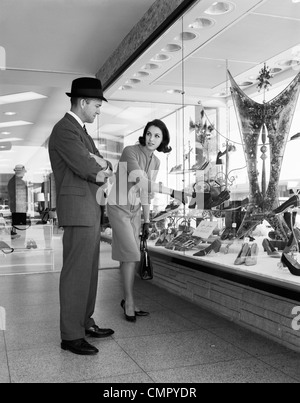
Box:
[1,265,300,383]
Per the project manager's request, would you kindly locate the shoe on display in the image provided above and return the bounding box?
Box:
[234,243,250,265]
[273,195,300,215]
[203,190,230,210]
[281,253,300,276]
[245,243,259,266]
[169,164,183,174]
[262,238,280,258]
[152,203,181,222]
[193,239,222,257]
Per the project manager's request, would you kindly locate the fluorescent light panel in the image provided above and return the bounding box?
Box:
[0,121,33,128]
[0,92,47,105]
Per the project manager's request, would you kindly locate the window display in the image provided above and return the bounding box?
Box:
[109,66,300,289]
[96,0,300,292]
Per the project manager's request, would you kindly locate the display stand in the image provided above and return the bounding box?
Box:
[0,223,54,275]
[147,240,300,353]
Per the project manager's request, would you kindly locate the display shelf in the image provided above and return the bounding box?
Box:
[0,224,54,275]
[148,237,300,297]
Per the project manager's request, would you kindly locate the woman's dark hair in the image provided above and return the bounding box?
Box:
[139,119,172,154]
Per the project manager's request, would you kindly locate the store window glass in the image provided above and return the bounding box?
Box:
[100,0,300,287]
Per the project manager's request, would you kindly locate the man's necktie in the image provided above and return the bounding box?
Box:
[83,125,95,152]
[83,125,88,135]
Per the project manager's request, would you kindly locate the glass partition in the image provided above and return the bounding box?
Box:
[99,0,300,286]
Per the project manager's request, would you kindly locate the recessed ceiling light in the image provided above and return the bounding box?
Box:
[1,132,11,135]
[175,32,197,41]
[0,92,47,105]
[142,63,160,70]
[189,18,215,29]
[239,81,254,87]
[0,121,33,128]
[270,67,283,74]
[161,44,182,53]
[126,79,141,85]
[151,54,170,62]
[166,89,184,95]
[205,2,235,15]
[213,90,230,98]
[0,142,12,151]
[133,71,150,78]
[118,85,133,91]
[277,59,300,68]
[4,112,17,116]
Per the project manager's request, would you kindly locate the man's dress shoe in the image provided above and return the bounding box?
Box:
[61,339,99,356]
[85,325,114,338]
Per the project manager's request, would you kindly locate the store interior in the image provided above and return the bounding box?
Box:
[1,0,300,285]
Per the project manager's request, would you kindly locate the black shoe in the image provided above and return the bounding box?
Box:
[121,299,149,317]
[61,339,99,356]
[281,253,300,276]
[120,300,136,322]
[273,195,300,215]
[210,190,231,208]
[85,325,114,338]
[193,239,222,257]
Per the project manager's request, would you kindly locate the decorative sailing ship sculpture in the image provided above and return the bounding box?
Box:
[229,68,300,240]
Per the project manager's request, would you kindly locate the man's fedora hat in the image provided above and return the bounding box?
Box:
[66,77,107,102]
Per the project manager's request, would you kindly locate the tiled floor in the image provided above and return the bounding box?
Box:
[1,242,300,383]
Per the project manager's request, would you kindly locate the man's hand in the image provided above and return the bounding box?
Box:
[90,153,113,176]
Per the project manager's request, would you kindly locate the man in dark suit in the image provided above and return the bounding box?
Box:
[49,77,114,356]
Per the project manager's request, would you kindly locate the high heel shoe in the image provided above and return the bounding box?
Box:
[281,253,300,276]
[245,243,259,266]
[121,300,149,317]
[193,239,222,257]
[262,239,280,258]
[234,243,250,265]
[283,228,300,253]
[273,195,300,215]
[120,300,136,322]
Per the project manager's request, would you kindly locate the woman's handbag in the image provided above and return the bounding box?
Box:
[139,237,154,280]
[12,213,31,231]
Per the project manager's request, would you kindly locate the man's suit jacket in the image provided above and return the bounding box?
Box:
[49,113,105,227]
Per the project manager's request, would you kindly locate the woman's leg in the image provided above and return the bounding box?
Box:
[120,261,137,316]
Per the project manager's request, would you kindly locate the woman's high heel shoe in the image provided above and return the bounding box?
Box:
[283,228,300,253]
[273,195,300,215]
[193,239,222,257]
[245,243,259,266]
[281,253,300,277]
[121,299,149,317]
[234,243,250,265]
[262,239,280,258]
[120,300,136,322]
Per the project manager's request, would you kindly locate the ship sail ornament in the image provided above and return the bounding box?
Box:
[228,69,300,240]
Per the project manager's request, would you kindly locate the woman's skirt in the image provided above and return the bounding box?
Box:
[107,203,141,262]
